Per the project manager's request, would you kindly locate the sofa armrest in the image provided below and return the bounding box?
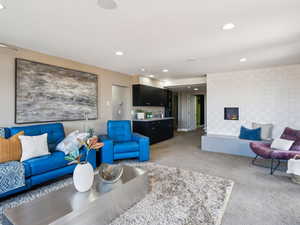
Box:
[98,135,114,164]
[132,133,150,161]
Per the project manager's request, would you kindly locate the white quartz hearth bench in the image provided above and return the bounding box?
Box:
[201,134,271,158]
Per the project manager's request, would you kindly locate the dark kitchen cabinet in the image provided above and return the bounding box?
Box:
[164,90,173,117]
[132,119,174,144]
[133,84,167,107]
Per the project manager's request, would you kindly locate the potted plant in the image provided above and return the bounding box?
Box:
[65,137,104,192]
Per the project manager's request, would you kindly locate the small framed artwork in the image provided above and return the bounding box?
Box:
[224,107,239,120]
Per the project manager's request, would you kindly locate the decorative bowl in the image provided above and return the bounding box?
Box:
[98,163,123,184]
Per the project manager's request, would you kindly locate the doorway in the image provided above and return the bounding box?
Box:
[196,95,205,128]
[112,85,130,120]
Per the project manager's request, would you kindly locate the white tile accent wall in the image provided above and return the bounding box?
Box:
[207,64,300,138]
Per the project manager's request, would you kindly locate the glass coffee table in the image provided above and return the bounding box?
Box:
[4,165,148,225]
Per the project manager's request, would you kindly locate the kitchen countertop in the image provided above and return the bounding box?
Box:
[132,117,174,122]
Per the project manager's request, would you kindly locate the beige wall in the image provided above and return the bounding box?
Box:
[0,47,133,134]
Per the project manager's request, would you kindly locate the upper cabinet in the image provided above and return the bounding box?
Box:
[133,84,167,107]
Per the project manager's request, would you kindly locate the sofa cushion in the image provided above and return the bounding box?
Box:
[56,131,89,155]
[114,141,139,154]
[0,131,24,163]
[271,150,300,160]
[281,127,300,151]
[250,142,273,159]
[19,133,50,162]
[291,140,300,152]
[281,127,300,140]
[23,162,32,178]
[9,123,65,152]
[107,120,132,142]
[22,151,69,176]
[239,126,261,141]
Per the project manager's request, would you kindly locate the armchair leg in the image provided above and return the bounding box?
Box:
[252,155,259,166]
[252,155,282,175]
[270,159,281,175]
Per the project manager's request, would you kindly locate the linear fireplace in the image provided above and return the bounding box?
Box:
[224,107,239,120]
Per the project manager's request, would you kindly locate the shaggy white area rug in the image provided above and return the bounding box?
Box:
[110,163,234,225]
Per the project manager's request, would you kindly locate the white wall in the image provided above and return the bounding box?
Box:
[112,85,131,120]
[207,64,300,138]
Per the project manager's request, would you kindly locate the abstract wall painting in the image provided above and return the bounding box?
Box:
[15,58,98,124]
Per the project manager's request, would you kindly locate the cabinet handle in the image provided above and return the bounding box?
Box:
[146,103,150,105]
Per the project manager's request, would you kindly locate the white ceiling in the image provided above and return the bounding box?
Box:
[1,0,300,80]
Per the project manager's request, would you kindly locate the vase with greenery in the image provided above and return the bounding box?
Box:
[65,137,104,192]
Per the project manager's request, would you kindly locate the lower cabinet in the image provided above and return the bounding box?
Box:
[132,119,174,145]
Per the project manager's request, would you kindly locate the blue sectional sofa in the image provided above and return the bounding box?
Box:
[99,120,150,164]
[0,123,96,199]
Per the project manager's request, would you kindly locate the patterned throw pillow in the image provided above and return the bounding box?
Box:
[0,131,24,163]
[0,128,5,138]
[56,130,89,155]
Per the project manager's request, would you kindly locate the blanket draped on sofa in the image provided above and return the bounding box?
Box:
[0,161,25,194]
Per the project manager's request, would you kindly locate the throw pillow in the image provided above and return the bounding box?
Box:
[19,133,50,161]
[0,131,24,163]
[252,122,273,141]
[271,138,295,151]
[239,126,262,141]
[56,130,89,155]
[0,128,5,138]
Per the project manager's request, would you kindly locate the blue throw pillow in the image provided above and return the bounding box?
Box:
[239,126,262,141]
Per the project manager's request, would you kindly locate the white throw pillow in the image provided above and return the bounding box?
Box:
[252,122,273,141]
[271,138,295,151]
[56,130,89,155]
[19,133,50,161]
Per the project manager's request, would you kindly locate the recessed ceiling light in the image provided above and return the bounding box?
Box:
[115,51,124,56]
[194,88,199,91]
[0,43,7,48]
[149,75,155,78]
[222,23,235,30]
[0,4,5,10]
[240,57,247,62]
[162,69,169,73]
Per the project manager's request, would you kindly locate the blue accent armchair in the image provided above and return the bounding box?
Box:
[99,120,150,164]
